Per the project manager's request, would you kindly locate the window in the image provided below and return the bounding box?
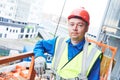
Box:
[0,17,2,21]
[21,28,24,33]
[9,13,12,16]
[25,35,29,38]
[6,28,8,31]
[13,30,15,33]
[27,29,30,33]
[30,34,32,38]
[18,22,21,24]
[3,18,8,22]
[18,34,23,39]
[0,4,3,7]
[32,29,34,33]
[20,35,23,38]
[118,20,120,28]
[10,7,13,10]
[16,30,18,33]
[10,29,12,32]
[4,34,7,38]
[0,34,2,37]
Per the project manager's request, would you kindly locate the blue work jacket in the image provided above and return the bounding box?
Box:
[33,37,100,80]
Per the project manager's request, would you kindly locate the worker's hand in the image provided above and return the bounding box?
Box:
[34,56,46,77]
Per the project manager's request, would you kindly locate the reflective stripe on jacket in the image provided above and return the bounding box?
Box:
[52,38,101,79]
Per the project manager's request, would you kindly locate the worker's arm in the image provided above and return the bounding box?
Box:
[33,37,57,58]
[88,57,101,80]
[33,37,57,76]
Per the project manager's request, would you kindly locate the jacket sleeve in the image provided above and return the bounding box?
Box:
[33,37,57,58]
[88,57,101,80]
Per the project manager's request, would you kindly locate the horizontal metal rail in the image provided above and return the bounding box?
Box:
[0,51,33,64]
[0,51,35,80]
[104,25,120,30]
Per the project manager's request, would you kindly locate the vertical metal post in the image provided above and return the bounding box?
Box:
[96,0,111,41]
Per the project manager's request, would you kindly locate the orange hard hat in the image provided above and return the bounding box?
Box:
[68,7,90,25]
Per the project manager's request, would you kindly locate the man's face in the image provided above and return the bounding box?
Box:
[68,18,88,41]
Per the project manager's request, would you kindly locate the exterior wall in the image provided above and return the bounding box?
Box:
[28,0,46,23]
[14,0,31,22]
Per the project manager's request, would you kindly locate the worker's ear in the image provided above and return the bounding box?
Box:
[85,26,89,32]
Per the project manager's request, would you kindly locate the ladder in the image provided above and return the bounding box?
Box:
[87,38,117,80]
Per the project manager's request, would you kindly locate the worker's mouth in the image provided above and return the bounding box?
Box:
[72,32,78,35]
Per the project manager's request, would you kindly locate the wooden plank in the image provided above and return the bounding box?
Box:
[100,55,116,77]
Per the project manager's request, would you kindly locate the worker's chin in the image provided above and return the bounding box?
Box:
[71,36,78,39]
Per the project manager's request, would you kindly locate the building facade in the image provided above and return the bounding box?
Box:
[0,21,37,39]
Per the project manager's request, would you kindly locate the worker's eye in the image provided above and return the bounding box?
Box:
[68,23,85,28]
[77,24,84,27]
[68,23,74,27]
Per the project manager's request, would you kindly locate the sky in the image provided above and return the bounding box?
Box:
[43,0,85,17]
[43,0,109,37]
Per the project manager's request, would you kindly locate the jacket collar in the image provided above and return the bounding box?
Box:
[66,38,85,49]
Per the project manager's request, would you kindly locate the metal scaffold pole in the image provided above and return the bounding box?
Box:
[54,0,67,37]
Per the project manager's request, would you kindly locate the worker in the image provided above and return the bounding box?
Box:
[34,7,102,80]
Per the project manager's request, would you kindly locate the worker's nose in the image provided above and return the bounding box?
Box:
[73,24,78,31]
